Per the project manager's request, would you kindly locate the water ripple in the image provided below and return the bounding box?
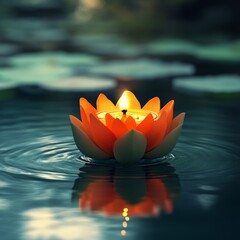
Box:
[0,99,239,187]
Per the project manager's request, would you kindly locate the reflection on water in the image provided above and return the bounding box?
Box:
[72,163,180,217]
[72,162,180,237]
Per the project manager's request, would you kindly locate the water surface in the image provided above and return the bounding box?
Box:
[0,91,239,240]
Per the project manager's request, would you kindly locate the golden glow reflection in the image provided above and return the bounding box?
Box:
[122,212,128,217]
[122,221,128,228]
[121,230,126,236]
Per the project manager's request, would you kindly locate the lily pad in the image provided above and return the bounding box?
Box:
[89,59,195,80]
[9,52,100,68]
[0,66,72,85]
[40,77,117,92]
[146,39,198,56]
[173,75,240,95]
[196,41,240,62]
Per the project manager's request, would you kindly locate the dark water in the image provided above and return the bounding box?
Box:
[0,90,240,240]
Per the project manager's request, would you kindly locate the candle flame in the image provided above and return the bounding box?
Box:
[119,91,129,110]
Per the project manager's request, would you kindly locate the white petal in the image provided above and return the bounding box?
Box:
[71,124,111,160]
[144,124,183,159]
[113,130,147,163]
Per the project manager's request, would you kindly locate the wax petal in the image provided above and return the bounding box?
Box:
[146,112,168,151]
[125,116,137,129]
[110,118,128,138]
[105,113,115,128]
[144,124,183,158]
[71,124,110,160]
[116,90,141,109]
[80,107,92,137]
[80,97,97,116]
[90,114,116,156]
[161,100,174,130]
[113,130,147,163]
[69,115,84,130]
[136,113,154,135]
[170,112,185,131]
[96,93,117,112]
[142,97,160,112]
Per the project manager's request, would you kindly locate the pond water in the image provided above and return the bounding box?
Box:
[0,85,239,240]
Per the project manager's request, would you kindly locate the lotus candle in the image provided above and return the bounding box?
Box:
[70,90,185,163]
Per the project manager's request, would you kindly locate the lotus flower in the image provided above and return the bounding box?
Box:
[70,90,185,163]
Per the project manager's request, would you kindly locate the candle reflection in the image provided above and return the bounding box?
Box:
[72,162,180,218]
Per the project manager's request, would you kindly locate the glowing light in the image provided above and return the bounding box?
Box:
[125,217,130,221]
[119,91,128,110]
[121,230,126,236]
[123,208,128,212]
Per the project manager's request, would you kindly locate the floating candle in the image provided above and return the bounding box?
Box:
[70,90,185,163]
[97,91,158,123]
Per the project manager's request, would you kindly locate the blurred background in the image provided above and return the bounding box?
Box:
[0,1,240,240]
[0,0,240,98]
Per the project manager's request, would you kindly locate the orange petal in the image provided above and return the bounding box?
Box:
[170,112,185,132]
[80,97,97,117]
[116,90,141,109]
[146,112,168,151]
[161,100,174,130]
[96,93,117,112]
[80,107,92,137]
[110,118,128,138]
[144,123,183,159]
[105,113,115,129]
[71,123,110,159]
[136,114,154,136]
[90,114,116,156]
[69,115,84,130]
[125,116,137,130]
[142,97,160,112]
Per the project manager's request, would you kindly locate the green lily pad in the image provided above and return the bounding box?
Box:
[40,77,117,92]
[173,75,240,95]
[90,59,195,79]
[146,39,198,55]
[10,52,100,68]
[196,41,240,62]
[0,66,72,85]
